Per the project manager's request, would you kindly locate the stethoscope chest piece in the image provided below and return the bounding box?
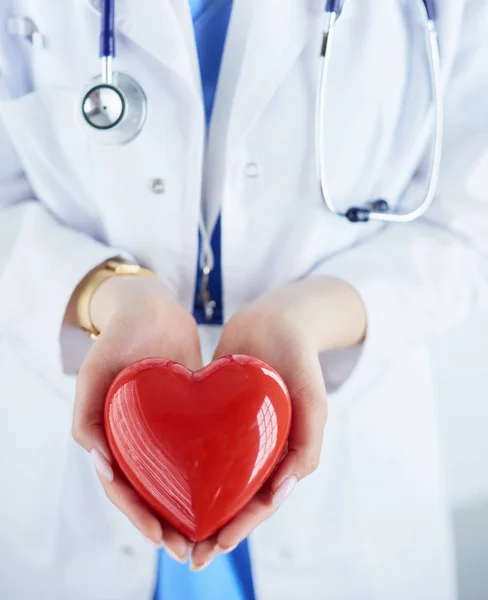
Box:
[80,72,147,145]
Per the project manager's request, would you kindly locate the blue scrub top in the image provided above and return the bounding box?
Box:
[154,3,255,599]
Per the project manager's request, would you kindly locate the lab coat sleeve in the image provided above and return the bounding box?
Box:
[310,0,488,396]
[0,27,127,378]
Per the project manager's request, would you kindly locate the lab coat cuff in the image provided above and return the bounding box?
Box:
[308,258,419,398]
[0,207,131,379]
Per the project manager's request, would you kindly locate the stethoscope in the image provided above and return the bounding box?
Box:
[81,0,442,225]
[318,0,442,223]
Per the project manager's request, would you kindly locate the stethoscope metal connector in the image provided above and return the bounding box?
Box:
[346,200,390,223]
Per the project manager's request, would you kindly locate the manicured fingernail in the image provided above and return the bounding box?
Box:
[164,545,188,564]
[143,535,165,548]
[90,448,114,482]
[190,555,215,572]
[272,476,297,507]
[214,543,238,554]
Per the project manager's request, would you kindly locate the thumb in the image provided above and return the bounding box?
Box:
[72,338,126,461]
[212,320,250,362]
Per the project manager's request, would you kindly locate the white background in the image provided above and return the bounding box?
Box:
[434,309,488,599]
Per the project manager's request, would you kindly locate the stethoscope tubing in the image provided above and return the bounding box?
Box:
[100,0,116,58]
[316,1,442,223]
[87,0,442,225]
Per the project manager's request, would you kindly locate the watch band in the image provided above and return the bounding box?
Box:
[76,259,156,339]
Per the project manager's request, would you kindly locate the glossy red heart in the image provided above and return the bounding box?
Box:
[105,355,291,542]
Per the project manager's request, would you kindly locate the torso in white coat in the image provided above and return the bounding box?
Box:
[1,0,485,598]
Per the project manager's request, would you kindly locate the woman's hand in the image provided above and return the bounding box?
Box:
[71,275,202,562]
[190,276,367,570]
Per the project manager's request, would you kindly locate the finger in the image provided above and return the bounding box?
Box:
[215,489,277,550]
[190,460,293,571]
[189,485,275,570]
[214,330,327,501]
[149,311,203,371]
[98,468,191,560]
[72,340,128,457]
[189,537,217,571]
[98,470,164,545]
[190,491,276,572]
[270,359,327,494]
[161,523,192,563]
[212,328,246,362]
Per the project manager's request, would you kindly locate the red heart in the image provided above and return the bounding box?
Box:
[105,355,291,542]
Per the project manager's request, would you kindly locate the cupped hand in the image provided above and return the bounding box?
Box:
[190,276,366,569]
[71,275,202,562]
[190,279,338,570]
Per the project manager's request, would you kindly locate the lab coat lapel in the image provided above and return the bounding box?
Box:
[87,0,199,92]
[227,0,319,143]
[204,0,320,232]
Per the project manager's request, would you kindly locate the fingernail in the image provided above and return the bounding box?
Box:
[272,476,297,507]
[143,535,165,548]
[190,555,215,572]
[164,545,188,564]
[90,448,114,482]
[214,543,238,554]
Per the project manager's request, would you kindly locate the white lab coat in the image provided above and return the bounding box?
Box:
[0,0,487,598]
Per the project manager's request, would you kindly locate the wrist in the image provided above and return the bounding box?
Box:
[68,259,164,337]
[302,276,367,352]
[90,274,176,334]
[277,277,366,352]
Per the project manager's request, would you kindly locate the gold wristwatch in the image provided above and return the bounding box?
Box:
[76,259,156,339]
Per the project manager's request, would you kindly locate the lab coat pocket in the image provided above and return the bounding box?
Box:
[6,1,93,92]
[0,88,107,234]
[0,337,72,563]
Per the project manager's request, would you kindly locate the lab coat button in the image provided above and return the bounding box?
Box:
[150,178,166,194]
[279,548,295,563]
[120,544,136,557]
[245,162,261,179]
